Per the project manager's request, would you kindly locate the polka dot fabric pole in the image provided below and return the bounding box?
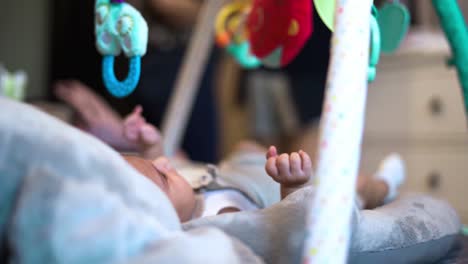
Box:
[302,0,373,263]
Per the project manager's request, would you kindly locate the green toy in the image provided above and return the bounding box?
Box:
[314,0,335,31]
[95,0,148,98]
[463,225,468,236]
[368,6,381,82]
[95,0,148,57]
[226,41,261,69]
[432,0,468,116]
[313,1,382,82]
[378,0,410,54]
[0,65,27,101]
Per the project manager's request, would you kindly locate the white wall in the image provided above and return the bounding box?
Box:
[0,0,50,99]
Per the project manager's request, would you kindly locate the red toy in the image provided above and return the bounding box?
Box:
[246,0,313,68]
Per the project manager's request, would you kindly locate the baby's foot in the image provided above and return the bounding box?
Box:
[265,146,312,187]
[374,153,406,203]
[123,106,163,159]
[54,80,125,147]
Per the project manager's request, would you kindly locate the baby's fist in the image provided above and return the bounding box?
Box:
[123,105,161,147]
[265,146,312,187]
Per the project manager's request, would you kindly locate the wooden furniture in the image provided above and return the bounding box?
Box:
[360,31,468,223]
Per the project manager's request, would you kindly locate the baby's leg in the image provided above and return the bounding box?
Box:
[356,176,389,209]
[357,154,406,209]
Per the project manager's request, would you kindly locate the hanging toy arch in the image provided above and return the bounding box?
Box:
[300,1,375,261]
[95,0,148,98]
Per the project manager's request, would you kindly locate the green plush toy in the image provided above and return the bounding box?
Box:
[95,0,148,57]
[0,65,27,101]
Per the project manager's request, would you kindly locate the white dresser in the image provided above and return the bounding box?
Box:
[360,32,468,223]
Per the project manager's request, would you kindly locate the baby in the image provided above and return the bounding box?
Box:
[122,145,313,222]
[56,81,406,222]
[122,107,405,222]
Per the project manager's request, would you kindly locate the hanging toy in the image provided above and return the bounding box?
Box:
[95,0,148,98]
[246,0,313,68]
[368,6,381,82]
[215,1,261,69]
[314,0,335,31]
[314,1,381,82]
[0,65,27,101]
[378,0,410,54]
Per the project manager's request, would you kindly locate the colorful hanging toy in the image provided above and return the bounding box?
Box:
[314,0,410,80]
[378,0,410,54]
[246,0,313,68]
[215,0,261,69]
[215,0,409,83]
[95,0,148,98]
[215,0,313,69]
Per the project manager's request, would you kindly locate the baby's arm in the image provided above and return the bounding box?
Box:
[265,146,313,199]
[123,106,163,159]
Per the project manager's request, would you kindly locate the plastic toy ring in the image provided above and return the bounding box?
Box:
[102,55,141,98]
[215,1,251,47]
[215,1,260,69]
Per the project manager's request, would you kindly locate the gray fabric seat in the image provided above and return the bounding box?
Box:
[184,187,461,264]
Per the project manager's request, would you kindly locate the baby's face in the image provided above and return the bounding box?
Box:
[123,155,196,222]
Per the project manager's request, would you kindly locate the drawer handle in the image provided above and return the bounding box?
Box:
[428,96,444,116]
[427,172,441,191]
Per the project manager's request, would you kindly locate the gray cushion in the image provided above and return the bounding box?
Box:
[184,186,461,264]
[350,193,460,263]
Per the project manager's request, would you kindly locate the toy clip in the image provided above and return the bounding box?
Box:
[368,6,381,82]
[95,0,148,98]
[215,1,261,69]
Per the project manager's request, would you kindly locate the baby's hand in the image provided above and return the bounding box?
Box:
[123,106,162,158]
[265,146,312,197]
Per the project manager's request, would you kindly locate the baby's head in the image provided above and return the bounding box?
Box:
[123,155,196,222]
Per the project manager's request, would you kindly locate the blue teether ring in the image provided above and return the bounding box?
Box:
[102,55,141,98]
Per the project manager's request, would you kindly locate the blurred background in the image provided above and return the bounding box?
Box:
[0,0,468,224]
